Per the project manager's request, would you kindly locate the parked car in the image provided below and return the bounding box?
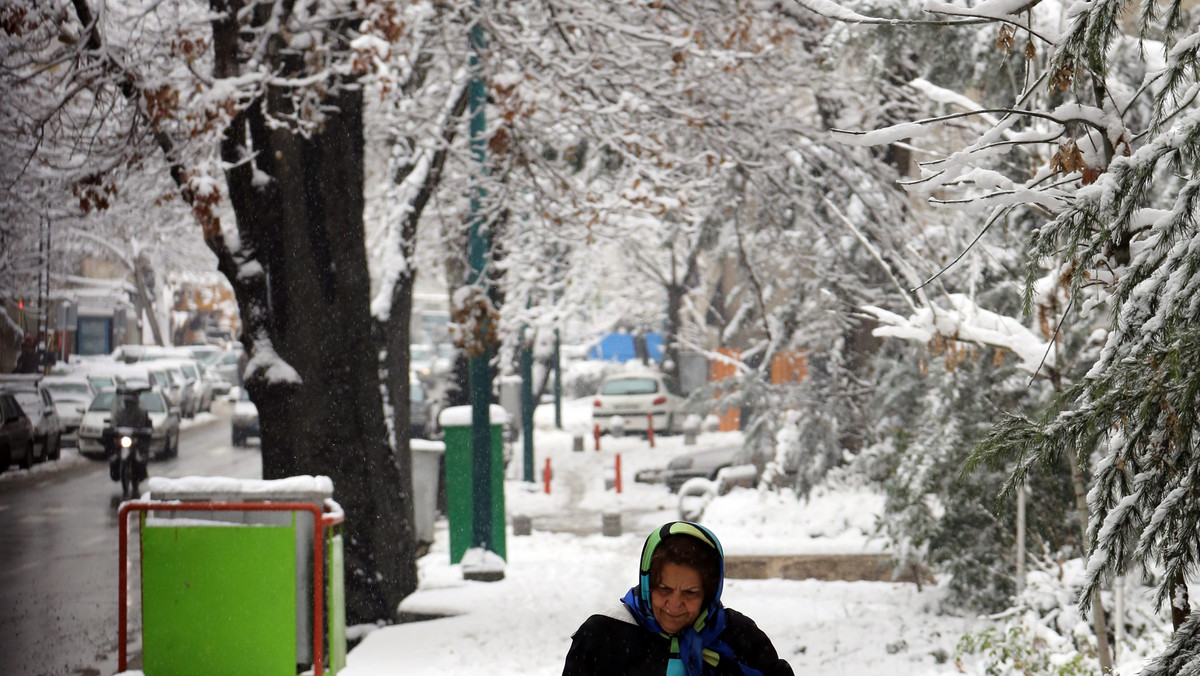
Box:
[0,375,63,462]
[231,387,259,447]
[152,358,209,415]
[410,376,439,439]
[205,367,233,396]
[182,344,224,366]
[663,444,744,493]
[591,370,683,435]
[40,374,98,402]
[0,391,35,471]
[63,360,134,393]
[209,349,243,387]
[77,387,181,459]
[42,375,95,447]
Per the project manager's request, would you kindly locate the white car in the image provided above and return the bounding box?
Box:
[231,387,259,447]
[592,371,683,435]
[40,375,96,448]
[149,358,209,415]
[77,387,181,459]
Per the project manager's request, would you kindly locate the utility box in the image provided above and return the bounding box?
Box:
[118,476,347,676]
[438,404,509,564]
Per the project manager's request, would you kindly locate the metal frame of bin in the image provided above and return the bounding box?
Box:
[117,499,346,675]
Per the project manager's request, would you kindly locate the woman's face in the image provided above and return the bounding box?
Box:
[651,562,704,634]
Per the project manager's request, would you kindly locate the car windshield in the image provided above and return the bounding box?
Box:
[88,376,116,390]
[601,378,659,396]
[47,383,91,398]
[89,391,115,411]
[139,391,166,412]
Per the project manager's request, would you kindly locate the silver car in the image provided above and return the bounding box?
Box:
[0,376,62,462]
[77,387,181,459]
[41,375,98,447]
[592,371,683,435]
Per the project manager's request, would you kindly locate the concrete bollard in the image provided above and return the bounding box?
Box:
[512,514,532,536]
[684,429,698,445]
[602,512,622,537]
[573,434,585,452]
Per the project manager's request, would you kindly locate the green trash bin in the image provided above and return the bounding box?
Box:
[437,404,509,564]
[125,475,347,676]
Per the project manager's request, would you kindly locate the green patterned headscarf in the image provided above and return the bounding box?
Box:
[620,522,759,676]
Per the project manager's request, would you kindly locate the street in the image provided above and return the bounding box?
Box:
[0,400,259,676]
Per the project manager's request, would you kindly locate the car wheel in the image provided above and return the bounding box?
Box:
[49,435,61,461]
[19,442,34,469]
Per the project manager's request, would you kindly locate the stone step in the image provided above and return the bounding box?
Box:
[725,553,929,584]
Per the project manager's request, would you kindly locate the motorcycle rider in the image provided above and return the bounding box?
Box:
[106,388,152,485]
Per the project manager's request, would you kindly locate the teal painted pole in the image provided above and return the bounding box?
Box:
[553,328,562,429]
[467,15,493,554]
[520,326,534,482]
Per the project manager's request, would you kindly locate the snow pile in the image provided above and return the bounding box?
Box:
[146,474,333,496]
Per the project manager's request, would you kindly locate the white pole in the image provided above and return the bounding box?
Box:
[1016,485,1026,597]
[1114,575,1125,659]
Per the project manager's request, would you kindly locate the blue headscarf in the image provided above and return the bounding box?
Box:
[620,522,763,676]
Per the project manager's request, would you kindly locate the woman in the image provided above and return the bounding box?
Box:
[564,521,793,676]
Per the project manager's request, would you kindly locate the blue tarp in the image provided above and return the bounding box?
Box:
[588,333,663,362]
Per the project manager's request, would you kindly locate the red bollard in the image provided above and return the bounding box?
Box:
[543,457,552,494]
[594,424,602,451]
[646,414,655,448]
[615,453,623,494]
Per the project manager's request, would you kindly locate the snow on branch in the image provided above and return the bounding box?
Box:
[863,293,1055,375]
[244,336,302,386]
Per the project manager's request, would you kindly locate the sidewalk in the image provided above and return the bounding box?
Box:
[340,400,972,676]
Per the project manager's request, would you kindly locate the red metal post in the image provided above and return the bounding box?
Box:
[615,453,622,493]
[117,503,130,673]
[646,414,656,448]
[594,424,601,451]
[312,514,325,676]
[543,457,552,494]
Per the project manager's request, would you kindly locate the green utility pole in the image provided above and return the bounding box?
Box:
[520,326,534,482]
[553,328,562,429]
[467,15,493,555]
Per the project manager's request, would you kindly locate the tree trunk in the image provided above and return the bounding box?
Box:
[664,280,685,386]
[1171,567,1191,631]
[222,82,416,623]
[1066,443,1114,673]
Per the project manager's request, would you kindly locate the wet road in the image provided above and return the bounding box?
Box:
[0,401,260,676]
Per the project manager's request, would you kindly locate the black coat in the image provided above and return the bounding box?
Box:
[563,606,794,676]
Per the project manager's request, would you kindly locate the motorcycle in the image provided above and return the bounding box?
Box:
[107,425,151,500]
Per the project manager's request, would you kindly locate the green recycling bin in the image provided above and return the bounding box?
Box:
[120,475,346,676]
[438,404,508,564]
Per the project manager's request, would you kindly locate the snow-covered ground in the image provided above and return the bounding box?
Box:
[343,397,981,676]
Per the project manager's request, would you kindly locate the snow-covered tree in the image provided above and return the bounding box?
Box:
[803,0,1200,671]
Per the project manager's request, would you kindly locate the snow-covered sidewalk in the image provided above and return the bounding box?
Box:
[342,399,979,675]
